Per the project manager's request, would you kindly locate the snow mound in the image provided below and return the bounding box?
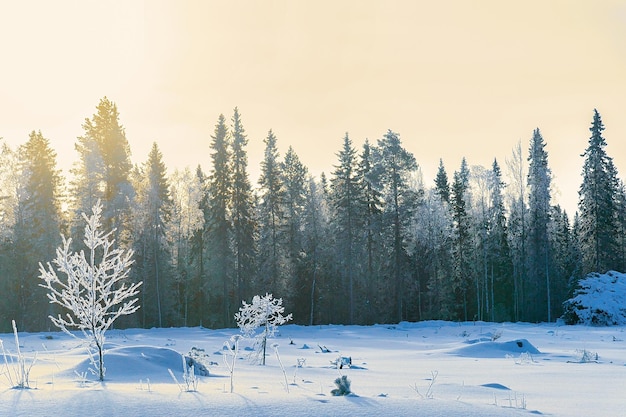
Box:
[451,339,540,358]
[67,346,197,382]
[562,270,626,326]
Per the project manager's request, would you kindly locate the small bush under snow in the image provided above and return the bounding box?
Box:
[562,270,626,326]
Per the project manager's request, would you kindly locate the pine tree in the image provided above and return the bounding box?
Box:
[281,146,308,316]
[371,130,418,322]
[131,143,171,327]
[301,176,330,325]
[257,130,285,295]
[330,133,362,323]
[0,141,19,331]
[71,97,133,249]
[190,165,210,325]
[230,108,256,306]
[357,139,384,323]
[550,205,573,317]
[450,158,472,320]
[13,131,63,330]
[527,128,552,321]
[206,114,233,327]
[434,159,451,204]
[487,159,513,321]
[578,109,620,274]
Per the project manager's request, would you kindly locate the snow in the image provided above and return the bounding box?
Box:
[2,321,625,416]
[563,270,626,325]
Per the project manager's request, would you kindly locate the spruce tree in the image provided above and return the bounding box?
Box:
[330,133,362,323]
[488,159,513,321]
[281,146,308,316]
[301,176,330,325]
[450,158,471,320]
[257,130,285,296]
[578,109,620,274]
[71,97,133,249]
[371,130,418,322]
[357,139,384,323]
[206,114,233,327]
[230,108,256,305]
[527,128,552,321]
[434,158,451,204]
[131,143,171,327]
[13,131,63,330]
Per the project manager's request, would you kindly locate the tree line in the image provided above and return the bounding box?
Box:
[0,98,623,332]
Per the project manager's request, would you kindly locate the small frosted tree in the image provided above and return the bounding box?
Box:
[235,293,292,365]
[39,201,141,381]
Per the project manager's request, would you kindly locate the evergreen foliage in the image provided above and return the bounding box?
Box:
[230,108,256,306]
[206,114,234,327]
[13,131,63,329]
[526,128,552,322]
[131,143,171,327]
[578,109,620,275]
[71,97,133,249]
[257,130,285,295]
[4,104,626,330]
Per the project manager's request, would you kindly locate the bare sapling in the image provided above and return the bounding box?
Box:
[223,334,241,393]
[272,343,289,393]
[0,320,37,389]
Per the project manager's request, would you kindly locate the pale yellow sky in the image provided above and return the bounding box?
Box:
[1,0,626,214]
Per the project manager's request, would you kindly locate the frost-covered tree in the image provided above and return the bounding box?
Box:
[39,201,141,381]
[506,140,528,321]
[167,167,205,326]
[234,293,292,365]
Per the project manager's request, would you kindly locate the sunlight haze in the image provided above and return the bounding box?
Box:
[1,0,626,215]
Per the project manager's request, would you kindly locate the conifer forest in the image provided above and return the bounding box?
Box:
[1,98,624,332]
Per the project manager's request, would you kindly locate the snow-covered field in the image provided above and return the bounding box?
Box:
[1,321,624,416]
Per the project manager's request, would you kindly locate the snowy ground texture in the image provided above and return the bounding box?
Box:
[1,321,625,417]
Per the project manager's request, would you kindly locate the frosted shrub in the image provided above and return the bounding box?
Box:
[39,201,141,381]
[331,375,352,396]
[235,293,292,365]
